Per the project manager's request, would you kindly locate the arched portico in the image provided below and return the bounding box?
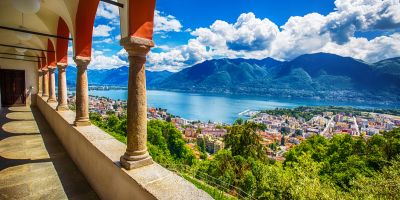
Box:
[37,56,43,96]
[0,1,214,199]
[41,51,49,97]
[55,17,70,111]
[0,0,157,170]
[47,39,57,103]
[72,0,100,126]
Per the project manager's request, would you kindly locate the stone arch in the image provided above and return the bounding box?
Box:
[118,0,157,40]
[46,39,56,68]
[56,17,69,65]
[74,0,100,59]
[41,52,47,69]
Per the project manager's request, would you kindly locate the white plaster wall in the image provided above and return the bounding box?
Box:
[0,59,38,106]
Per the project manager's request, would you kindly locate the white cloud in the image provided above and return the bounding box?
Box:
[86,0,400,71]
[146,39,211,71]
[96,2,183,34]
[154,10,183,33]
[153,45,173,51]
[89,48,127,70]
[93,38,113,44]
[117,48,128,61]
[191,13,279,52]
[271,13,330,60]
[67,46,127,70]
[323,0,400,44]
[321,33,400,63]
[96,2,119,20]
[67,46,73,65]
[89,54,127,69]
[151,0,400,71]
[148,49,187,72]
[227,13,279,51]
[93,25,114,37]
[148,12,280,71]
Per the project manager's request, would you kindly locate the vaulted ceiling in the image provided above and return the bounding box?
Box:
[0,0,78,59]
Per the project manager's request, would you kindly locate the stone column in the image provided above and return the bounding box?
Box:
[42,69,49,97]
[120,37,154,170]
[47,68,57,103]
[37,70,43,96]
[56,63,69,111]
[73,57,91,126]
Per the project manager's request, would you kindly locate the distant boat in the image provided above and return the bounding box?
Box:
[238,109,250,116]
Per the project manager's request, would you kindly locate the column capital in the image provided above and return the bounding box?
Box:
[74,56,91,67]
[42,68,48,72]
[57,62,68,68]
[48,67,56,72]
[38,69,42,73]
[120,36,154,58]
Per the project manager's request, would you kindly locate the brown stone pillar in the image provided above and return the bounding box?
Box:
[56,63,69,111]
[37,70,43,96]
[42,69,49,97]
[73,57,91,126]
[47,68,57,103]
[120,37,154,170]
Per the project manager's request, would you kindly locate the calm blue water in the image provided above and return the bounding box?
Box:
[88,89,398,123]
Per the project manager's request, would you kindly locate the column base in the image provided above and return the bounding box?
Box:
[42,94,49,97]
[120,155,153,170]
[47,98,57,103]
[56,104,69,111]
[74,120,91,126]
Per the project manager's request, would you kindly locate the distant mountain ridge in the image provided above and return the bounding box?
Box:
[62,66,173,87]
[62,53,400,103]
[157,53,400,102]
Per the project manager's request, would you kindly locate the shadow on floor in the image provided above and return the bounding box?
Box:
[0,106,99,199]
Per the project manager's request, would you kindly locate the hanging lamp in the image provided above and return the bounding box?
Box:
[12,0,41,14]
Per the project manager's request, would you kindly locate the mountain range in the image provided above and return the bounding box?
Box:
[62,53,400,103]
[62,66,173,87]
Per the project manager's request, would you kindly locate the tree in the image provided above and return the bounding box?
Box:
[366,134,387,171]
[383,128,400,160]
[351,157,400,200]
[107,114,119,128]
[147,123,168,152]
[106,110,115,115]
[116,118,127,136]
[89,112,102,122]
[285,135,329,164]
[147,120,196,165]
[197,137,206,153]
[225,122,266,160]
[234,118,244,125]
[92,110,400,200]
[269,142,277,151]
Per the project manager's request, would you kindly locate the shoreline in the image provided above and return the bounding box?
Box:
[72,86,400,109]
[86,93,400,125]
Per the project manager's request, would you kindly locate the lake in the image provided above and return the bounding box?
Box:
[88,89,398,124]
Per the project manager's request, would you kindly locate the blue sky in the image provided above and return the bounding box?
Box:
[79,0,400,71]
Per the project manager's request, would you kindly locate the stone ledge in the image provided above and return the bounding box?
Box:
[36,96,212,200]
